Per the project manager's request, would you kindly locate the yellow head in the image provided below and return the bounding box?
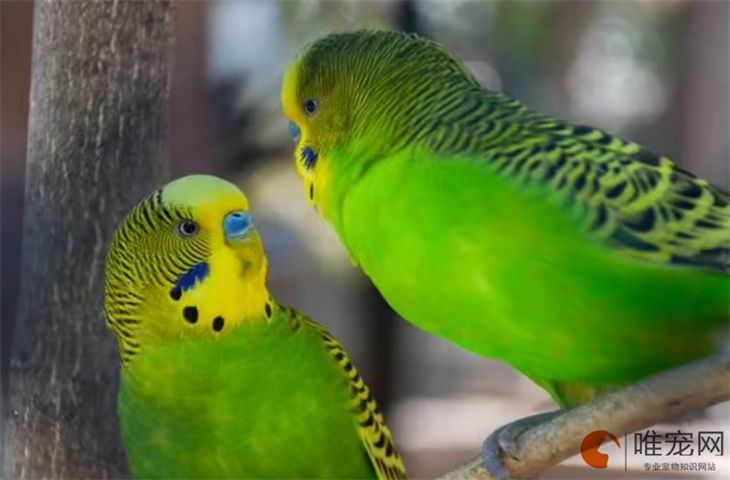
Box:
[281,29,475,214]
[104,175,273,365]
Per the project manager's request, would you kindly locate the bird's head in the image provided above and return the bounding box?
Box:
[104,175,273,364]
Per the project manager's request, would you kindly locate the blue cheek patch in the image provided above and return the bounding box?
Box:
[301,146,318,169]
[287,120,301,143]
[174,261,210,293]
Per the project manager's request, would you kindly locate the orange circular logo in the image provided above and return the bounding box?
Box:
[581,430,621,469]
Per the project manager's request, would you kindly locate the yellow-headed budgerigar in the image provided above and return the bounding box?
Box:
[104,175,406,479]
[281,30,729,478]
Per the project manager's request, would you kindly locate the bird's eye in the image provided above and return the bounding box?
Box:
[177,220,198,237]
[303,99,318,116]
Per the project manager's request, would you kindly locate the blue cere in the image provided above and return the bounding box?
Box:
[288,120,301,143]
[224,211,253,240]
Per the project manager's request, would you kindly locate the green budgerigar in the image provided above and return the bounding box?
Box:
[104,175,406,479]
[281,29,729,474]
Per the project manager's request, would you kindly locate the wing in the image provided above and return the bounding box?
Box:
[521,117,730,271]
[423,90,729,272]
[287,308,408,480]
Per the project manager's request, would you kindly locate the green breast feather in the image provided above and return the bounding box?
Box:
[119,307,406,479]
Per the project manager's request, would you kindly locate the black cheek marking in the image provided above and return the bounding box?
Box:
[212,316,225,332]
[183,306,198,324]
[309,183,314,200]
[170,287,182,301]
[265,303,272,318]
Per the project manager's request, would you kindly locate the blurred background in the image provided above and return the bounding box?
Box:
[2,0,728,478]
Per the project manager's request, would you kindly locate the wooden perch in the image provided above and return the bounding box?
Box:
[438,351,730,480]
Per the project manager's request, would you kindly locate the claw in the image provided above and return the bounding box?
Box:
[481,410,563,480]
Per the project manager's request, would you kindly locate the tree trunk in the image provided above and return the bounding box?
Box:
[2,1,175,478]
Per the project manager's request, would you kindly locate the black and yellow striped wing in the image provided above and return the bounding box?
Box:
[290,309,407,480]
[519,118,730,271]
[423,91,729,271]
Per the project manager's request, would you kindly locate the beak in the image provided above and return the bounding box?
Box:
[224,211,253,243]
[287,120,301,143]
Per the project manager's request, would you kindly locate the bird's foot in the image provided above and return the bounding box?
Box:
[481,410,563,480]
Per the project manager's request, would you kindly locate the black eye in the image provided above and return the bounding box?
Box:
[303,99,318,116]
[177,220,198,237]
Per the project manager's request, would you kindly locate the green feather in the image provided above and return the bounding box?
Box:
[119,308,389,479]
[283,30,729,409]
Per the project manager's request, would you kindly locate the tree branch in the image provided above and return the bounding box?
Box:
[2,1,174,477]
[438,352,730,480]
